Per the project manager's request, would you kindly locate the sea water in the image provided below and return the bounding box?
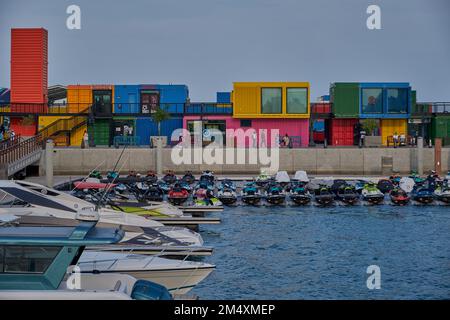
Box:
[192,205,450,299]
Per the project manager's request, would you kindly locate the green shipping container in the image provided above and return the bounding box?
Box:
[88,119,111,146]
[431,115,450,145]
[330,83,360,118]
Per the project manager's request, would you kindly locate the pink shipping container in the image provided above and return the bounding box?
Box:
[183,116,309,147]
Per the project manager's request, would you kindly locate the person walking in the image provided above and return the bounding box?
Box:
[82,130,89,149]
[252,131,257,148]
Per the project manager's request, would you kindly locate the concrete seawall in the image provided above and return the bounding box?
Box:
[47,147,450,175]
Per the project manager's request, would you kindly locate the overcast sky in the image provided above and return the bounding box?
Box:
[0,0,449,101]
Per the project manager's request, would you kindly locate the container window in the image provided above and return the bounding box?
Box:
[387,88,408,113]
[287,88,308,114]
[362,88,383,114]
[240,120,252,127]
[3,246,62,274]
[261,88,282,114]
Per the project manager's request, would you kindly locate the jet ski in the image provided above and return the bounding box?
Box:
[314,185,334,206]
[361,183,384,204]
[336,184,359,205]
[145,170,158,184]
[167,182,190,205]
[181,171,196,185]
[411,183,434,204]
[217,180,237,205]
[390,187,410,206]
[389,174,402,187]
[265,183,286,205]
[193,186,221,206]
[144,183,164,202]
[200,170,216,183]
[162,171,177,184]
[89,170,102,179]
[434,184,450,204]
[255,171,272,187]
[377,179,394,194]
[196,180,215,192]
[289,182,311,205]
[106,171,119,181]
[157,181,171,194]
[127,170,138,178]
[241,182,262,205]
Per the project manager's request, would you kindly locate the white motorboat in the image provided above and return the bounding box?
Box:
[0,213,172,300]
[78,251,215,294]
[275,171,290,184]
[0,181,211,256]
[293,170,310,182]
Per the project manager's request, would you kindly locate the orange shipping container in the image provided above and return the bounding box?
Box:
[10,28,48,111]
[67,85,93,113]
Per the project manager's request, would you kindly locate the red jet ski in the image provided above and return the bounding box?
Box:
[390,187,410,206]
[74,181,117,190]
[167,183,189,205]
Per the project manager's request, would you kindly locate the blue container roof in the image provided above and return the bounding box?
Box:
[360,82,410,88]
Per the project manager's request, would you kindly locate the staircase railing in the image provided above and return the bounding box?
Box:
[0,135,42,164]
[39,115,88,142]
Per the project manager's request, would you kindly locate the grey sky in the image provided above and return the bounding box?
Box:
[0,0,449,102]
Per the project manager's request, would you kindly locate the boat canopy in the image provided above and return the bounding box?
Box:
[293,171,309,182]
[275,171,290,183]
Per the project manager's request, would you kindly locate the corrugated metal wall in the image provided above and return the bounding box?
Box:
[67,85,92,113]
[330,83,360,118]
[114,85,140,113]
[136,117,183,145]
[11,28,48,110]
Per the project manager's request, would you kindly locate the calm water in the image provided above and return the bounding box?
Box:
[191,204,450,299]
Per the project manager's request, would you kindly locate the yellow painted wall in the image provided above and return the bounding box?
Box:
[67,85,93,113]
[232,82,310,118]
[381,119,407,146]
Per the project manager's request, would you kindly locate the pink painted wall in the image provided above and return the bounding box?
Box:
[183,115,310,147]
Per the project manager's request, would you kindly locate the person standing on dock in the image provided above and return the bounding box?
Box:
[393,132,399,148]
[82,130,89,149]
[252,131,257,148]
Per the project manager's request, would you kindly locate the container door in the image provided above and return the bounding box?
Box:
[128,93,138,113]
[141,90,159,114]
[93,90,112,116]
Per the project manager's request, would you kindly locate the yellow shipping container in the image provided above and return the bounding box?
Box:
[67,85,93,113]
[381,119,407,146]
[232,82,310,118]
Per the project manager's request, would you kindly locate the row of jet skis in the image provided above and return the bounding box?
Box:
[73,169,450,207]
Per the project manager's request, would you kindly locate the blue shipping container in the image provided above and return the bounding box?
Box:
[359,83,411,119]
[217,92,231,103]
[136,117,183,145]
[140,84,188,114]
[114,85,140,113]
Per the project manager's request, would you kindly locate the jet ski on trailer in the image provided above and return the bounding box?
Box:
[162,171,177,185]
[181,171,196,185]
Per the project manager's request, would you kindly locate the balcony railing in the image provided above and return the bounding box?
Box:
[0,102,234,115]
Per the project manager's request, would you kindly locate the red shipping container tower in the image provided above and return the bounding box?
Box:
[10,28,48,112]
